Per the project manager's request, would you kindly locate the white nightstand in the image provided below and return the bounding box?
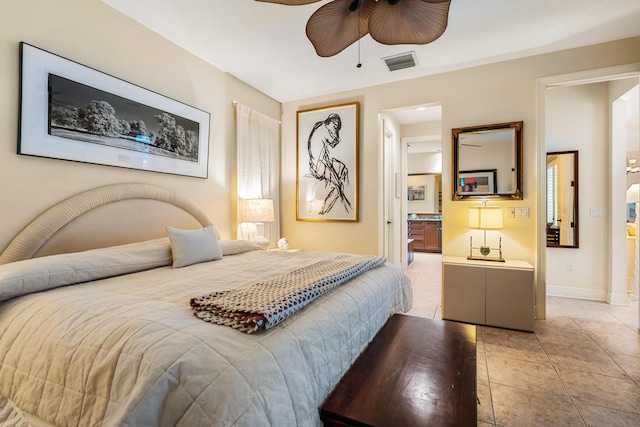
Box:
[442,256,535,332]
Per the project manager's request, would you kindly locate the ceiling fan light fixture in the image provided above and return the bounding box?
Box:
[255,0,322,5]
[382,51,417,71]
[369,0,451,45]
[306,0,375,57]
[257,0,451,57]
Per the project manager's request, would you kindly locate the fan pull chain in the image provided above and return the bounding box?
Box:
[356,11,362,68]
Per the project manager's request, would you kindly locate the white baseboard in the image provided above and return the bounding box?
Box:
[546,286,606,301]
[547,286,633,305]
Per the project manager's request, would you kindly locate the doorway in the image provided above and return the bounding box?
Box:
[537,64,640,326]
[378,104,442,268]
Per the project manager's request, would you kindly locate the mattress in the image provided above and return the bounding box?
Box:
[0,240,412,426]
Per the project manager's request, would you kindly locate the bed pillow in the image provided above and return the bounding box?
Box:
[167,224,223,268]
[219,239,263,256]
[0,238,172,302]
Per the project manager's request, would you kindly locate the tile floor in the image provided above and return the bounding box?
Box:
[405,252,640,427]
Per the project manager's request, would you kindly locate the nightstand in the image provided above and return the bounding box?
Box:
[442,256,534,332]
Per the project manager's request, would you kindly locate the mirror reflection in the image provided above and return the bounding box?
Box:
[408,174,442,214]
[546,151,579,248]
[452,121,523,200]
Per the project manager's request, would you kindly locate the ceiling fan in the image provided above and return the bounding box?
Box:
[256,0,452,57]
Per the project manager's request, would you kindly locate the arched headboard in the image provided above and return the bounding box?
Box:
[0,183,213,264]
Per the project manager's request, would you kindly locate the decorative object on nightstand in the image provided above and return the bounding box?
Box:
[277,238,289,250]
[241,198,275,250]
[468,201,504,262]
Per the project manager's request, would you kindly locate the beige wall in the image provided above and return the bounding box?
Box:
[281,37,640,269]
[0,0,280,251]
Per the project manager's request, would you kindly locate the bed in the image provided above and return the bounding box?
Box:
[0,183,412,427]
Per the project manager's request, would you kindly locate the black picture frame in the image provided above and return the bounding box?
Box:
[18,42,211,178]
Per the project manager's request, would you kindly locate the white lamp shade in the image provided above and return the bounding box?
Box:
[626,184,640,203]
[242,198,275,223]
[468,206,503,230]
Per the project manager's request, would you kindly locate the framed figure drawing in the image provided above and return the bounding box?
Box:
[296,102,359,222]
[18,43,210,178]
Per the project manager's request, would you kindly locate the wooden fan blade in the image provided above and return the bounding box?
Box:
[255,0,322,5]
[306,0,376,57]
[369,0,451,46]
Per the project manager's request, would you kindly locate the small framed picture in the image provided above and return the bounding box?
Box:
[458,169,497,195]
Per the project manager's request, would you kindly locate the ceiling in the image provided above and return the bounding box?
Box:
[102,0,640,104]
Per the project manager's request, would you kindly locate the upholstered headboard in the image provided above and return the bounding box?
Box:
[0,183,214,264]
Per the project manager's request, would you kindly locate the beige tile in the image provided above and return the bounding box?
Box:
[486,354,567,398]
[482,329,549,364]
[491,383,585,427]
[534,316,581,334]
[611,353,640,382]
[577,404,640,427]
[476,379,494,425]
[558,369,640,414]
[477,421,494,427]
[544,342,627,378]
[477,352,489,383]
[589,330,640,358]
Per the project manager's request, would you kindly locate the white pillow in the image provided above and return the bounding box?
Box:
[219,239,262,256]
[0,238,172,302]
[167,224,223,268]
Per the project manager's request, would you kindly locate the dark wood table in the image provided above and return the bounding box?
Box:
[320,314,477,427]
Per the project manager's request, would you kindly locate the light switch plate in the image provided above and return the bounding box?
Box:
[516,207,529,218]
[590,208,603,217]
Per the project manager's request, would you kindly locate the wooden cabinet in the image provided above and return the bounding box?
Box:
[408,220,441,253]
[442,256,534,332]
[424,221,442,252]
[408,221,425,251]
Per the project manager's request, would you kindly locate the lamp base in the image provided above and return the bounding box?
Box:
[467,255,505,262]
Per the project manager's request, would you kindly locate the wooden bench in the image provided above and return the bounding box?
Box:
[320,314,477,427]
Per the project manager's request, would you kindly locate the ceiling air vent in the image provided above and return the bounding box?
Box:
[382,51,417,72]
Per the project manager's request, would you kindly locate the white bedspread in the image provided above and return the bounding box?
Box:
[0,247,411,427]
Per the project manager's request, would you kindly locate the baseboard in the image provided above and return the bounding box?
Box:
[546,286,607,301]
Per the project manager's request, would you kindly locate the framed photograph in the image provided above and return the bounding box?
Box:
[18,42,210,178]
[408,185,426,201]
[458,169,497,195]
[296,102,358,222]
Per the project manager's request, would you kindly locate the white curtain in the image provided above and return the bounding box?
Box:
[235,103,280,247]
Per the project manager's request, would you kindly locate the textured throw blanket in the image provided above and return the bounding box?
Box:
[190,254,386,333]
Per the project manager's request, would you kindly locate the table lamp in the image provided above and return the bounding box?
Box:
[468,203,504,262]
[242,198,274,249]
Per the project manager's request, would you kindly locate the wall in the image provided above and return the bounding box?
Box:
[281,37,640,268]
[407,152,442,174]
[0,0,280,251]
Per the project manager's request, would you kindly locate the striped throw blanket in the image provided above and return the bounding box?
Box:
[190,254,386,333]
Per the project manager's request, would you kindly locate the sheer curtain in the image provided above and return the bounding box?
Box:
[235,103,280,248]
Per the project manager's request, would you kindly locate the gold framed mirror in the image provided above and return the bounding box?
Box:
[452,121,523,200]
[546,150,579,248]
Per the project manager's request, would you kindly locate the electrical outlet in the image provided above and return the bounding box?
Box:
[567,264,574,272]
[507,207,515,218]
